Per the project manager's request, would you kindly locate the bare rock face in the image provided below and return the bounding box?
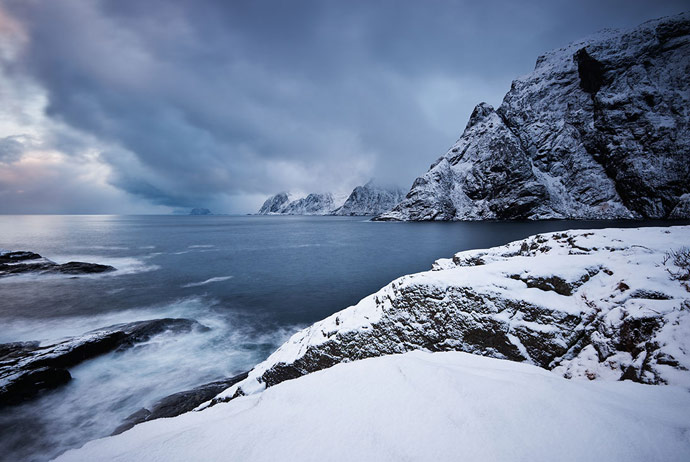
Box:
[332,180,406,216]
[378,13,690,221]
[211,226,690,405]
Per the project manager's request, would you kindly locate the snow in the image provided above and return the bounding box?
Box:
[55,350,690,462]
[213,225,690,403]
[379,12,690,221]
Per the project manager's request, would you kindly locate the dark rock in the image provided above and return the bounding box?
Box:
[0,251,42,264]
[0,318,205,407]
[190,208,212,215]
[113,371,249,435]
[0,367,71,406]
[0,250,116,278]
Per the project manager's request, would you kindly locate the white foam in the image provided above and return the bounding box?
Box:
[181,276,234,288]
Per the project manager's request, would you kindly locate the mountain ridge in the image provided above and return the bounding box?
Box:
[377,12,690,221]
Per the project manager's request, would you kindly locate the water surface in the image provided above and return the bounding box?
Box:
[0,215,686,461]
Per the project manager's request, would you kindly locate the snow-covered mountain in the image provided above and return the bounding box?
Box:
[213,225,690,404]
[257,192,292,214]
[378,13,690,221]
[332,180,405,216]
[257,181,405,216]
[257,192,343,215]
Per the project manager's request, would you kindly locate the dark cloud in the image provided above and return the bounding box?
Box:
[1,0,687,213]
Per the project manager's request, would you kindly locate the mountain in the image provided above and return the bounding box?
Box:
[257,181,404,216]
[257,192,341,215]
[257,192,292,214]
[378,13,690,221]
[331,180,406,216]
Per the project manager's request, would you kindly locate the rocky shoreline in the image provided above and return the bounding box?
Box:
[0,318,207,407]
[211,225,690,406]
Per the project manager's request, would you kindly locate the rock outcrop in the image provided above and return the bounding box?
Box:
[0,318,206,406]
[332,181,405,216]
[211,226,690,405]
[0,251,115,278]
[378,13,690,221]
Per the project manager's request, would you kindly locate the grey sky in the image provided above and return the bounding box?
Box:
[0,0,687,213]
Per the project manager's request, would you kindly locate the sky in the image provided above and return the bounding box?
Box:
[0,0,687,214]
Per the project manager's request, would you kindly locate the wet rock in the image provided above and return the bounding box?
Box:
[0,250,115,278]
[112,371,249,435]
[0,318,205,407]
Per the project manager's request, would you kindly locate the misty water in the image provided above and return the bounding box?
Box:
[1,215,687,461]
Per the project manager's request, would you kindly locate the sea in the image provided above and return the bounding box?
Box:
[1,214,686,461]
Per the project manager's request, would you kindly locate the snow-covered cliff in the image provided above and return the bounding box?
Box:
[257,181,405,216]
[214,226,690,404]
[378,13,690,221]
[332,181,405,216]
[257,192,342,215]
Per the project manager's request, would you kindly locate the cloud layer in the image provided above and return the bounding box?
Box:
[1,0,687,213]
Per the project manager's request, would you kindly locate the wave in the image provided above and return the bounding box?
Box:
[181,276,233,288]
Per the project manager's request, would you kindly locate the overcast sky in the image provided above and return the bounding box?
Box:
[0,0,686,214]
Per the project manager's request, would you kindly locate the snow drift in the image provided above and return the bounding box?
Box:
[55,350,690,462]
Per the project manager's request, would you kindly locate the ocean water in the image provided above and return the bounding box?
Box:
[0,215,686,461]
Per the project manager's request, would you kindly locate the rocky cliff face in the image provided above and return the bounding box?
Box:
[257,192,292,214]
[257,192,341,215]
[332,181,405,216]
[257,181,404,216]
[211,226,690,405]
[378,13,690,221]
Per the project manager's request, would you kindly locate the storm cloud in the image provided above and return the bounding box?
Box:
[0,0,687,213]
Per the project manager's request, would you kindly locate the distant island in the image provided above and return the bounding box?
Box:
[189,208,212,216]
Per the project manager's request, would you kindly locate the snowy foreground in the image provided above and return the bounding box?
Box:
[57,351,690,461]
[56,226,690,461]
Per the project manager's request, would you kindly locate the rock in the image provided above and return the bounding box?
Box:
[377,13,690,221]
[211,226,690,405]
[331,180,406,216]
[0,318,206,407]
[112,371,249,435]
[0,250,115,278]
[189,208,212,215]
